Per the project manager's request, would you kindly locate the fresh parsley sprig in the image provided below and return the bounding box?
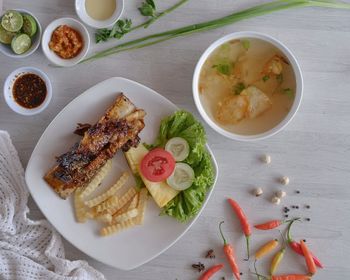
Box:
[95,0,189,43]
[96,19,132,43]
[139,0,157,17]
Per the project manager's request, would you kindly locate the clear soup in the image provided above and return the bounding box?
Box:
[199,38,296,135]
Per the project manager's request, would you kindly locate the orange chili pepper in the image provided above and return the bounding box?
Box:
[199,264,224,280]
[255,239,279,260]
[219,221,240,280]
[227,198,251,260]
[300,240,316,275]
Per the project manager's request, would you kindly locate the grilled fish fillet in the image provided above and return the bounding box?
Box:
[44,93,146,199]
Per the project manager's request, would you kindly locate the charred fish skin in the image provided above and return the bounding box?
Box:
[44,93,146,199]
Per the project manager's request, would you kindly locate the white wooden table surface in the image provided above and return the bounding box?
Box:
[1,0,350,279]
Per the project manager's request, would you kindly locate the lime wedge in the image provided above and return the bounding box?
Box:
[22,14,37,37]
[1,10,23,32]
[11,33,31,54]
[0,25,16,44]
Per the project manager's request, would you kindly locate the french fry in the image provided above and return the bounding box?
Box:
[100,220,136,236]
[128,193,139,210]
[95,195,119,213]
[107,187,137,214]
[85,209,96,219]
[133,188,148,225]
[114,209,139,223]
[110,194,137,219]
[80,160,112,199]
[85,172,129,208]
[95,213,113,223]
[74,187,87,223]
[111,194,139,224]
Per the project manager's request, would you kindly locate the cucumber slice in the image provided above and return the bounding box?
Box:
[11,33,31,54]
[0,25,16,44]
[1,10,23,32]
[166,163,195,191]
[165,137,190,162]
[22,14,37,37]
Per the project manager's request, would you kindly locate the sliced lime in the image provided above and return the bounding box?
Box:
[11,33,31,54]
[22,14,37,37]
[0,24,16,44]
[1,10,23,32]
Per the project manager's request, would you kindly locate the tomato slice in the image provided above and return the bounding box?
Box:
[140,148,175,182]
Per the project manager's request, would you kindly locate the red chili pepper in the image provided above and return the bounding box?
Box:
[227,198,251,260]
[254,218,299,230]
[300,240,317,275]
[219,221,240,280]
[286,220,323,268]
[199,264,224,280]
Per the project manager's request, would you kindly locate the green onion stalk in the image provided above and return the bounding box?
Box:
[81,0,350,63]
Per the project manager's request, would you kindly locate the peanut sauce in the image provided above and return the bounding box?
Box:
[13,73,47,109]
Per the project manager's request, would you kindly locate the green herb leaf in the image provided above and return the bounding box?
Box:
[95,19,132,43]
[139,0,157,17]
[234,82,246,95]
[276,73,284,83]
[242,39,250,51]
[95,29,111,43]
[282,88,294,98]
[262,75,270,82]
[212,63,232,75]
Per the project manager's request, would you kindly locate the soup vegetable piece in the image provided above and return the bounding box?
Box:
[199,38,296,135]
[149,110,215,222]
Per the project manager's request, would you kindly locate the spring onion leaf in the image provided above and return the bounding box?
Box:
[242,39,250,50]
[212,63,232,75]
[234,82,246,95]
[84,1,350,62]
[262,75,270,82]
[276,73,284,83]
[283,88,294,98]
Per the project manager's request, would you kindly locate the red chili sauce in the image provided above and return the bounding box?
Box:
[12,73,47,109]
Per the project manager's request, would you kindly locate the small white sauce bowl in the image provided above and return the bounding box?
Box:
[3,67,52,116]
[192,31,303,142]
[75,0,124,29]
[41,18,90,67]
[0,9,42,59]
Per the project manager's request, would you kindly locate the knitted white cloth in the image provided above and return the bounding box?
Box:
[0,131,105,280]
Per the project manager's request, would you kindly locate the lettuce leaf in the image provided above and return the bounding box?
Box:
[161,151,214,222]
[151,110,215,222]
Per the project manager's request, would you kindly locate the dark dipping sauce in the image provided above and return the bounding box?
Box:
[13,73,47,109]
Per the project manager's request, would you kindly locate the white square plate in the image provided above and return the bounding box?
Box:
[25,77,218,270]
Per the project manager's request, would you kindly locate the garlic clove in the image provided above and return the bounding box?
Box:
[280,176,290,185]
[271,196,281,205]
